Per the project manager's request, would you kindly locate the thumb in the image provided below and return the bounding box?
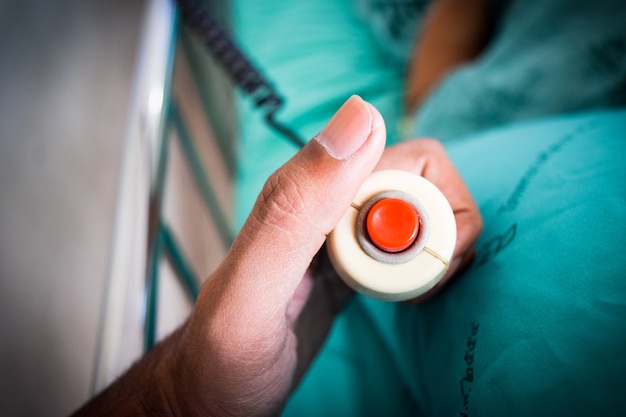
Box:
[215,95,386,314]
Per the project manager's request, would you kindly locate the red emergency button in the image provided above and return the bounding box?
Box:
[366,198,420,253]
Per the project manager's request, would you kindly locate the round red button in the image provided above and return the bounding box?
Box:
[366,198,420,253]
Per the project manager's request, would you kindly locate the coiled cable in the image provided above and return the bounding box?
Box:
[177,0,306,148]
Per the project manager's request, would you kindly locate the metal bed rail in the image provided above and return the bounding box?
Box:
[92,0,235,393]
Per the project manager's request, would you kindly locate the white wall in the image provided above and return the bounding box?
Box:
[0,1,145,414]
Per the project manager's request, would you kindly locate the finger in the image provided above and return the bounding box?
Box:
[290,249,355,386]
[285,249,353,326]
[414,142,482,274]
[210,96,386,320]
[375,138,481,253]
[375,139,482,295]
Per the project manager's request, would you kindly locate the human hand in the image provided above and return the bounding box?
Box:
[73,97,480,417]
[157,95,386,416]
[375,138,482,300]
[404,0,491,112]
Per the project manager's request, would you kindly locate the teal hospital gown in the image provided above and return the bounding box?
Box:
[231,0,626,415]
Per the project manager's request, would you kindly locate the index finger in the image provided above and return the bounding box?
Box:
[375,139,483,285]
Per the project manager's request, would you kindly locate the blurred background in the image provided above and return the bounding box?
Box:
[0,1,141,415]
[0,0,232,415]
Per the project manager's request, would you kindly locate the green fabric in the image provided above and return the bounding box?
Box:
[231,0,626,414]
[232,1,406,228]
[233,0,626,224]
[412,0,626,140]
[285,110,626,416]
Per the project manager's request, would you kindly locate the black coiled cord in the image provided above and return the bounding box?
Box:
[177,0,306,149]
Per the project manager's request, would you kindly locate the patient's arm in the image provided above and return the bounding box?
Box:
[405,0,492,113]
